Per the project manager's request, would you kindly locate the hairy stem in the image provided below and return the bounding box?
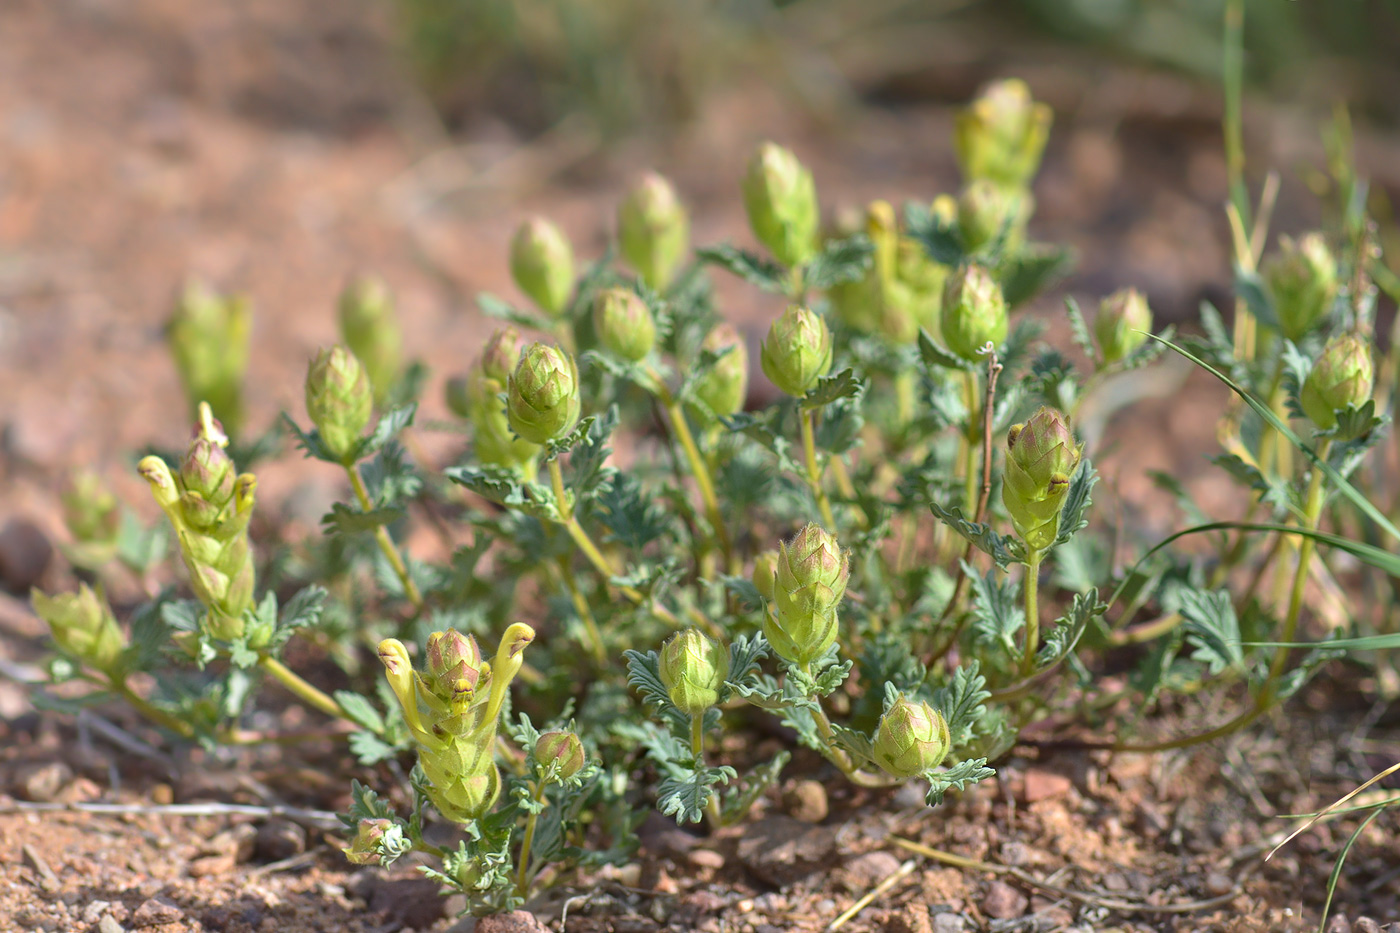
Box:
[514,780,548,899]
[650,372,734,571]
[1020,551,1043,678]
[111,678,196,738]
[800,409,838,530]
[346,464,423,609]
[258,654,350,722]
[556,555,606,665]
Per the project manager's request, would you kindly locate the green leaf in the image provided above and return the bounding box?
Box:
[726,633,769,690]
[1120,324,1175,371]
[445,465,558,521]
[321,502,405,536]
[1176,589,1243,674]
[967,563,1024,658]
[720,750,790,825]
[1210,452,1291,511]
[335,690,386,733]
[1035,588,1103,670]
[925,759,996,807]
[918,329,973,372]
[1065,296,1098,366]
[905,201,963,266]
[281,413,340,464]
[116,511,168,573]
[1052,459,1097,548]
[596,473,671,552]
[563,408,620,501]
[349,731,402,766]
[928,501,1022,568]
[695,244,789,293]
[801,368,864,410]
[803,234,874,291]
[931,661,991,750]
[354,403,418,462]
[657,765,736,825]
[722,410,803,475]
[341,778,399,829]
[1000,243,1075,308]
[623,648,686,732]
[1234,267,1281,333]
[280,585,328,633]
[362,443,423,507]
[477,291,552,331]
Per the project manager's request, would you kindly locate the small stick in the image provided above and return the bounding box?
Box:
[0,799,342,830]
[826,858,917,931]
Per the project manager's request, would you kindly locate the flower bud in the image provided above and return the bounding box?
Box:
[507,343,581,445]
[31,584,126,673]
[593,287,657,362]
[767,524,848,667]
[1264,232,1338,341]
[953,78,1052,191]
[535,731,586,779]
[941,264,1008,362]
[691,323,749,421]
[956,179,1027,253]
[428,761,501,823]
[343,818,408,866]
[1095,288,1153,364]
[751,549,779,603]
[742,143,819,268]
[424,629,485,711]
[339,277,402,407]
[510,217,575,317]
[1002,407,1082,551]
[168,280,251,436]
[619,172,689,291]
[60,471,121,569]
[658,628,729,717]
[464,368,539,471]
[1301,334,1373,430]
[180,438,235,504]
[480,326,527,385]
[305,346,373,462]
[872,696,950,779]
[760,305,832,397]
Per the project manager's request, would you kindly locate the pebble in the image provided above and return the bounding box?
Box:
[1326,916,1352,933]
[687,848,725,870]
[1204,872,1233,896]
[1355,920,1381,933]
[131,896,183,927]
[255,818,306,861]
[188,852,236,876]
[845,850,901,888]
[783,780,828,823]
[1022,767,1072,803]
[932,914,966,933]
[208,823,257,862]
[82,901,113,924]
[981,880,1028,919]
[476,911,548,933]
[99,916,127,933]
[735,816,837,887]
[14,760,72,802]
[0,517,52,591]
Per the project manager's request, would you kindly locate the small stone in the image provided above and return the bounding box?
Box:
[844,851,901,888]
[1325,916,1351,933]
[22,843,59,890]
[475,911,549,933]
[188,853,236,877]
[1204,872,1233,897]
[56,777,102,803]
[132,896,183,927]
[687,849,725,870]
[255,819,306,861]
[0,517,52,592]
[982,880,1028,919]
[1022,767,1072,803]
[1355,920,1381,933]
[208,823,257,862]
[14,761,72,802]
[82,901,112,924]
[735,816,838,887]
[99,916,127,933]
[931,913,966,933]
[886,903,932,933]
[783,780,828,823]
[151,784,174,805]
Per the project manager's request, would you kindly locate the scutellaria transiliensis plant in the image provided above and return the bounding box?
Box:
[167,280,251,437]
[25,65,1400,921]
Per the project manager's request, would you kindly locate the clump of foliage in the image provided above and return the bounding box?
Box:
[28,68,1400,924]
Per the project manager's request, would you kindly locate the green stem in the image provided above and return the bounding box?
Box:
[691,713,723,827]
[111,678,196,738]
[514,780,548,899]
[962,370,980,514]
[651,374,734,571]
[556,555,606,665]
[1020,551,1043,679]
[1266,438,1331,690]
[346,464,423,609]
[800,409,838,530]
[796,663,894,789]
[258,654,350,722]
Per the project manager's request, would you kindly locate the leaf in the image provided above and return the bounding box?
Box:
[1177,589,1244,674]
[804,234,874,291]
[695,244,789,293]
[334,690,385,733]
[563,408,620,501]
[726,633,769,690]
[161,599,204,633]
[722,411,803,475]
[341,778,398,829]
[445,465,558,521]
[321,502,405,535]
[904,201,963,266]
[280,585,328,633]
[624,648,685,732]
[930,661,991,750]
[1321,400,1385,445]
[1000,243,1075,308]
[966,563,1024,657]
[1120,324,1175,371]
[657,765,736,825]
[801,368,864,410]
[361,443,423,507]
[928,501,1022,568]
[720,750,790,825]
[925,759,996,807]
[355,403,418,462]
[596,473,672,552]
[1052,459,1098,548]
[1210,452,1291,511]
[281,413,340,464]
[918,329,972,372]
[1234,267,1282,333]
[477,291,552,331]
[1036,588,1103,669]
[1065,296,1098,366]
[116,511,168,573]
[349,731,402,766]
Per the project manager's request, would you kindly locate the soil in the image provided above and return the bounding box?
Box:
[2,2,1399,932]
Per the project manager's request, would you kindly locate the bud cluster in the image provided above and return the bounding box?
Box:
[338,276,403,408]
[829,199,948,346]
[1264,232,1337,341]
[305,346,374,463]
[508,342,582,445]
[378,624,536,823]
[690,323,749,423]
[31,583,126,675]
[761,305,832,397]
[765,524,849,667]
[511,218,576,318]
[167,280,252,437]
[619,172,690,292]
[1001,407,1083,552]
[1301,334,1373,431]
[658,628,729,716]
[593,287,657,362]
[60,470,121,571]
[941,264,1008,362]
[743,143,819,269]
[954,78,1052,193]
[872,696,950,779]
[1095,288,1153,364]
[449,327,540,475]
[138,404,258,641]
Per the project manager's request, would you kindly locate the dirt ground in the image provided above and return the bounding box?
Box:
[2,1,1399,931]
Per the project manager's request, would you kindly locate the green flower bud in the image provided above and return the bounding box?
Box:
[743,143,819,268]
[424,629,485,711]
[510,217,575,317]
[760,305,832,397]
[168,280,251,436]
[691,323,749,421]
[954,78,1052,191]
[658,628,729,717]
[338,276,403,408]
[445,376,472,420]
[941,264,1008,362]
[830,201,947,346]
[343,818,408,866]
[619,172,689,291]
[305,346,373,462]
[480,326,528,385]
[1001,407,1083,552]
[872,696,950,779]
[507,343,581,445]
[956,179,1029,254]
[1301,334,1373,430]
[60,471,121,570]
[593,287,657,362]
[751,549,779,603]
[767,524,848,667]
[180,437,235,505]
[1095,288,1153,364]
[31,584,126,673]
[1264,232,1338,341]
[535,731,586,780]
[421,751,501,823]
[465,368,539,471]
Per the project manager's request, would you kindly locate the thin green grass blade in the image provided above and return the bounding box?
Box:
[1147,334,1400,543]
[1318,806,1385,933]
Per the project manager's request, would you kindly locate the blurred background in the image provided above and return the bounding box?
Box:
[1,0,1399,595]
